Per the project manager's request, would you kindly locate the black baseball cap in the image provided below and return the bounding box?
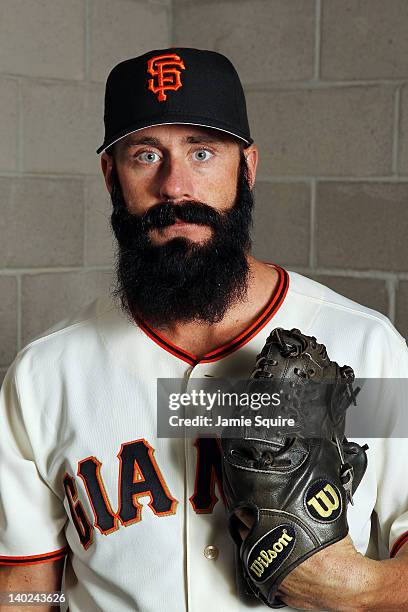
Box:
[97,47,253,154]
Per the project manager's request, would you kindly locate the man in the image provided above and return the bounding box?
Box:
[1,47,408,611]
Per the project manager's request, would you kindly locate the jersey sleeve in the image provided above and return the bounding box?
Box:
[0,364,68,565]
[372,334,408,558]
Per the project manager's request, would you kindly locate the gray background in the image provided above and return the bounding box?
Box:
[1,0,408,383]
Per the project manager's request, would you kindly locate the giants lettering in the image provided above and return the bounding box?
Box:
[63,473,94,550]
[65,438,224,548]
[117,439,177,525]
[78,456,118,535]
[190,437,225,512]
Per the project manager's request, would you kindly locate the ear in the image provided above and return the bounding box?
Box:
[101,152,114,194]
[243,144,258,189]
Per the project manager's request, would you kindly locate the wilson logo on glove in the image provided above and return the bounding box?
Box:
[247,525,296,582]
[305,480,342,521]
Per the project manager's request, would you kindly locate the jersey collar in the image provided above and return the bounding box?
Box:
[134,265,289,366]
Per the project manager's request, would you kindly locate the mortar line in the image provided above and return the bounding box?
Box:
[309,179,317,268]
[169,0,174,44]
[314,0,322,81]
[85,0,91,81]
[0,266,113,275]
[387,276,397,323]
[17,78,23,173]
[0,171,99,179]
[1,71,407,89]
[83,178,88,267]
[256,175,408,183]
[392,86,401,175]
[282,266,408,280]
[16,274,22,352]
[243,79,406,92]
[2,171,408,183]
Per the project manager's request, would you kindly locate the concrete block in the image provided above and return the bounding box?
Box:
[90,0,170,82]
[173,0,315,84]
[21,270,114,345]
[85,177,115,266]
[396,281,408,341]
[0,177,84,268]
[311,275,388,316]
[0,276,18,366]
[22,81,103,175]
[321,0,408,80]
[247,86,394,177]
[0,78,18,172]
[0,0,84,79]
[316,182,408,271]
[252,182,310,266]
[399,84,408,175]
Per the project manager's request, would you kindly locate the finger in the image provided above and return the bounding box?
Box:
[238,524,250,540]
[235,508,254,529]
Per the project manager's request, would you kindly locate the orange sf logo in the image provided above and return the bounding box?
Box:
[147,53,186,102]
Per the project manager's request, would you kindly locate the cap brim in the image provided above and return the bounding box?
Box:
[96,121,253,154]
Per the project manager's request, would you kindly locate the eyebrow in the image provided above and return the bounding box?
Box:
[185,135,224,144]
[125,136,161,147]
[123,134,226,148]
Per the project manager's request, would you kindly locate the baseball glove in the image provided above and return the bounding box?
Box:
[221,328,368,608]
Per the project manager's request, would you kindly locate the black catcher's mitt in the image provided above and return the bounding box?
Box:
[221,328,368,608]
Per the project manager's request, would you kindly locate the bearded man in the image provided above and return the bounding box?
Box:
[1,48,408,612]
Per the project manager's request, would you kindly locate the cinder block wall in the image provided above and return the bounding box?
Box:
[174,0,408,339]
[2,1,408,384]
[0,0,171,383]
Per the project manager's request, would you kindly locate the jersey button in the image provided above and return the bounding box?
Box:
[203,545,219,560]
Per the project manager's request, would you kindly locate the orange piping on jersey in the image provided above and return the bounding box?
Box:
[136,319,196,365]
[390,531,408,557]
[77,456,119,537]
[135,264,289,366]
[201,264,288,363]
[0,546,68,566]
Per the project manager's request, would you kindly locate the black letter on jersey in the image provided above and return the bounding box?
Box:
[117,439,177,526]
[63,473,94,550]
[78,457,118,535]
[190,437,225,513]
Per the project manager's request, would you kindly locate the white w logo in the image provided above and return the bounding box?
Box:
[307,483,339,518]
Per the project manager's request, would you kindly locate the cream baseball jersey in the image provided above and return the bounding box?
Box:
[1,265,408,612]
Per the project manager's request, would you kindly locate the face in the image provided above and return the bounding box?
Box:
[100,124,259,327]
[101,124,258,246]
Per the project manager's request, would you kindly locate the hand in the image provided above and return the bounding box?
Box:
[234,511,376,611]
[277,534,375,611]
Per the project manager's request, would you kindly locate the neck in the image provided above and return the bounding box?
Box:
[140,256,279,359]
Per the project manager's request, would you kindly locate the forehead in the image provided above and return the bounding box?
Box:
[117,124,241,149]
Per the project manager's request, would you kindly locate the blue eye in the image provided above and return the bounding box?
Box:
[193,149,213,161]
[137,151,160,163]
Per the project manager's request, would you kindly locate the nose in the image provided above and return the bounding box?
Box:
[158,156,194,202]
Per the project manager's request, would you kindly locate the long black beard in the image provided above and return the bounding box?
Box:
[109,153,254,328]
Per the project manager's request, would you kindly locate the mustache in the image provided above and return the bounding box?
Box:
[139,200,224,232]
